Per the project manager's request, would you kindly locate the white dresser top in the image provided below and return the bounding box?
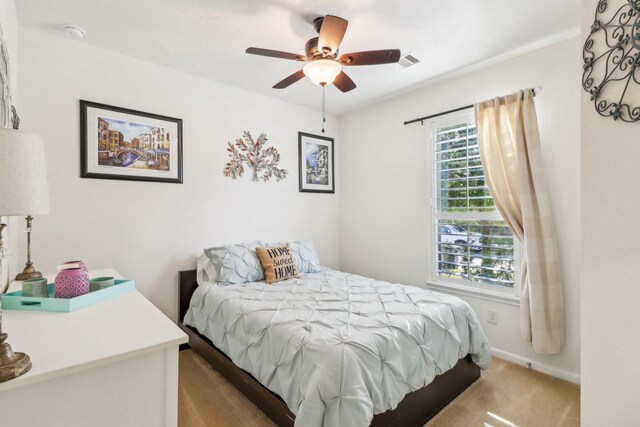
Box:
[0,268,188,392]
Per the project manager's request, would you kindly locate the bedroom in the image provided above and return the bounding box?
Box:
[0,0,633,426]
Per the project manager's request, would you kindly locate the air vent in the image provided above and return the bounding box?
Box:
[393,53,420,72]
[399,54,420,67]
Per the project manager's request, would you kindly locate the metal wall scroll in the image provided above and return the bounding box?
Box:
[583,0,640,122]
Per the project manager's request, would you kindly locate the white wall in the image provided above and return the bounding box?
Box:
[581,0,640,423]
[338,38,581,381]
[0,0,18,289]
[16,27,340,320]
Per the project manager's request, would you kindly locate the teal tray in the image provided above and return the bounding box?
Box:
[2,279,135,312]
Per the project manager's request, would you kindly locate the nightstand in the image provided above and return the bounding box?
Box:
[0,268,188,427]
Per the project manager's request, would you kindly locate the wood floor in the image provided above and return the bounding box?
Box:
[178,349,579,427]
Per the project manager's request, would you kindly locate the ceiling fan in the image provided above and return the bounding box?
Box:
[246,15,401,92]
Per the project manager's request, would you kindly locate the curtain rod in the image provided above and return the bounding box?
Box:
[403,86,541,126]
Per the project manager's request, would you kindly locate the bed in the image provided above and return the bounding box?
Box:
[178,268,491,427]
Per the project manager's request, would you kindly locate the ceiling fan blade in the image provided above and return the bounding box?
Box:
[339,49,401,66]
[273,69,306,89]
[246,47,307,62]
[333,71,356,93]
[317,15,348,56]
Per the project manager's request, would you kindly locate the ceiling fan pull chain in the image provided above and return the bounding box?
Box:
[322,84,326,133]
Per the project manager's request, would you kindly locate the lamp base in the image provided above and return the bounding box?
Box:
[15,263,42,281]
[0,333,32,383]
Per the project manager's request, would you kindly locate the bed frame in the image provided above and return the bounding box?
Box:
[178,269,480,427]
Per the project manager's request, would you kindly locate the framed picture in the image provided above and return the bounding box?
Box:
[298,132,334,193]
[80,100,183,183]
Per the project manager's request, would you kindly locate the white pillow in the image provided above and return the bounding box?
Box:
[204,240,267,285]
[291,240,322,273]
[196,251,218,286]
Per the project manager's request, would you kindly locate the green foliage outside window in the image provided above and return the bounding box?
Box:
[434,123,514,287]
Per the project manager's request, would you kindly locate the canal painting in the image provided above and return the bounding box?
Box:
[81,101,183,184]
[97,117,171,171]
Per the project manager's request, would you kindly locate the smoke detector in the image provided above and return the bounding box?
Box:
[63,24,85,39]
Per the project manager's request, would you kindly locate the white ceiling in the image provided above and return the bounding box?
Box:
[17,0,580,115]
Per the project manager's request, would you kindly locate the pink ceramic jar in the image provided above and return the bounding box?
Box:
[55,266,90,299]
[59,260,88,274]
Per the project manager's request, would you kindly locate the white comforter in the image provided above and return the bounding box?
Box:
[185,269,491,427]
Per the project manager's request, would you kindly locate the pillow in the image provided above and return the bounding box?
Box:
[196,251,217,286]
[290,241,321,273]
[267,240,322,273]
[204,241,266,285]
[256,244,300,284]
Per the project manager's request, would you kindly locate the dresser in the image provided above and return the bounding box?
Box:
[0,269,188,427]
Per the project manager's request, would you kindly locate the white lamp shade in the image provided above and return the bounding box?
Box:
[0,128,50,216]
[303,59,342,86]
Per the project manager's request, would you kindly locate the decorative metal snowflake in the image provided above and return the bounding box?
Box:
[224,131,288,182]
[583,0,640,122]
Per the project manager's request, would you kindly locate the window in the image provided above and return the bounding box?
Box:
[429,110,518,299]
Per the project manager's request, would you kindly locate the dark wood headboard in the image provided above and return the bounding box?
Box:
[179,269,198,323]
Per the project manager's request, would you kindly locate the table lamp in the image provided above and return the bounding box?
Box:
[0,128,50,382]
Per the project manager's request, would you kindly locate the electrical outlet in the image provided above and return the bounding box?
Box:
[488,309,498,325]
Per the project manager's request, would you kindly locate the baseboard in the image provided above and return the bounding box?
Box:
[490,347,580,385]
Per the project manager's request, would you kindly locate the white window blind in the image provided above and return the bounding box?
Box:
[431,110,516,289]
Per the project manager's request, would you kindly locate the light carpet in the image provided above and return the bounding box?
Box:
[178,350,579,427]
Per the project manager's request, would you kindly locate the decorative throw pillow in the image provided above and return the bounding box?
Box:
[204,241,266,285]
[267,240,322,273]
[256,244,300,284]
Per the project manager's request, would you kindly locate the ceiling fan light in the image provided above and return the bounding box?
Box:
[303,60,342,86]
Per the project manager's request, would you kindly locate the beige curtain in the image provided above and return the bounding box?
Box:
[475,89,564,354]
